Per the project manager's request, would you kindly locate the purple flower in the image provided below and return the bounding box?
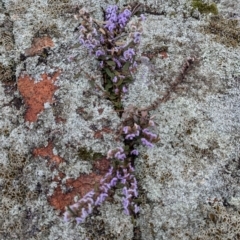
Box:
[123,126,130,134]
[112,76,118,83]
[123,186,132,198]
[141,138,154,148]
[125,133,136,140]
[105,22,116,32]
[95,193,108,206]
[79,37,85,45]
[95,50,105,57]
[142,128,150,134]
[130,149,139,156]
[134,204,140,213]
[130,188,138,197]
[128,163,135,172]
[123,48,135,60]
[124,208,130,215]
[81,208,88,219]
[140,14,146,21]
[122,86,128,93]
[110,177,118,187]
[63,211,71,222]
[133,32,141,43]
[105,5,118,15]
[113,58,122,68]
[148,120,155,126]
[100,34,105,44]
[115,152,126,160]
[76,217,84,224]
[118,16,128,28]
[122,9,131,18]
[123,198,129,208]
[149,133,157,140]
[118,9,131,28]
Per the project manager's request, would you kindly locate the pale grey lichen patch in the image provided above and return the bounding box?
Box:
[99,202,134,240]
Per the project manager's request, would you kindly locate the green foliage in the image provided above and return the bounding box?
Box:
[191,0,218,15]
[77,147,103,161]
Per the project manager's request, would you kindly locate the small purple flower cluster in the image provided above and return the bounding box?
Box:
[104,5,132,32]
[119,168,139,215]
[107,147,126,161]
[122,122,158,148]
[64,163,140,223]
[75,5,145,100]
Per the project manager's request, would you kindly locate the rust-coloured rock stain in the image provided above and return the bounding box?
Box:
[48,157,110,212]
[33,141,63,167]
[25,36,54,56]
[159,51,168,59]
[18,70,61,122]
[94,127,113,139]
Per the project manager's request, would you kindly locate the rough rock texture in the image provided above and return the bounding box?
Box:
[0,0,240,239]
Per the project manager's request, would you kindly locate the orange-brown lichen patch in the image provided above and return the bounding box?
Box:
[25,36,54,56]
[48,173,102,212]
[93,157,110,174]
[18,70,61,122]
[33,141,63,167]
[48,157,110,212]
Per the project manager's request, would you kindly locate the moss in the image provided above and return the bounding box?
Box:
[78,147,103,161]
[191,0,218,15]
[203,16,240,47]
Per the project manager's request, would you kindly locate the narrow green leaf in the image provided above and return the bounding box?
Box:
[114,101,122,108]
[122,61,131,73]
[124,76,133,83]
[104,68,115,78]
[116,78,124,86]
[106,61,116,68]
[108,94,117,100]
[105,82,113,90]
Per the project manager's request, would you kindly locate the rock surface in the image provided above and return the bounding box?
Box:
[0,0,240,239]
